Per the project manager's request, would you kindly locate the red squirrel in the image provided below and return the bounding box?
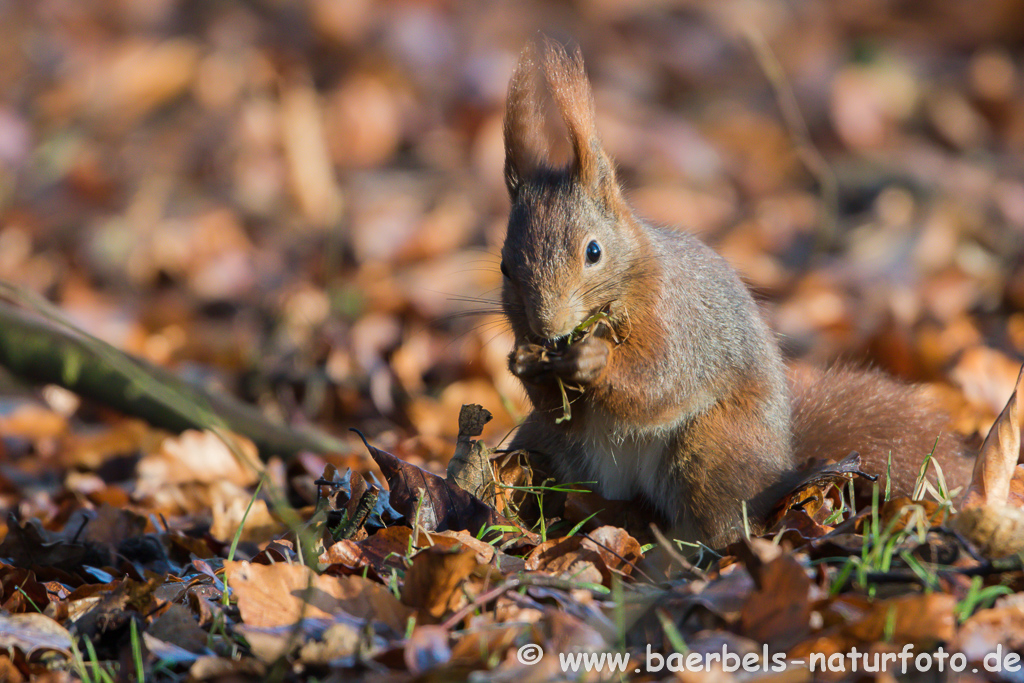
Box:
[498,42,975,546]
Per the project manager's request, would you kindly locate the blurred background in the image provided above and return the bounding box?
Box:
[2,0,1024,466]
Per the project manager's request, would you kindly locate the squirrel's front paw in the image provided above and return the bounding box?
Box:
[549,333,610,385]
[510,344,549,384]
[511,331,611,386]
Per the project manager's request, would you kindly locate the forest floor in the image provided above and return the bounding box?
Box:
[2,1,1024,681]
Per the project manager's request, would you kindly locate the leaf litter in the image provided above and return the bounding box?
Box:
[2,1,1024,681]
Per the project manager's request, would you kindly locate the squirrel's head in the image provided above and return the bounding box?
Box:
[499,41,651,345]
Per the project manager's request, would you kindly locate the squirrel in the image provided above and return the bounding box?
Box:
[498,41,976,547]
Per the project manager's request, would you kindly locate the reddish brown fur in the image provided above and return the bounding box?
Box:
[790,366,974,498]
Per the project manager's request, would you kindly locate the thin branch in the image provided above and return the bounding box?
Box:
[0,289,352,461]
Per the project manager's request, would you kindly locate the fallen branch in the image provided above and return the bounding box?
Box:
[0,295,351,460]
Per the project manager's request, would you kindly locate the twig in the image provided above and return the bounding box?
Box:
[0,289,352,460]
[862,557,1023,585]
[439,574,607,630]
[581,531,659,584]
[649,524,708,581]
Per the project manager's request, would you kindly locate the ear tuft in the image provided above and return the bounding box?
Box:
[503,42,544,199]
[541,40,620,206]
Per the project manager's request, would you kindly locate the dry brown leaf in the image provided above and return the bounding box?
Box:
[950,346,1023,417]
[446,404,495,502]
[955,594,1024,661]
[320,526,415,575]
[354,432,537,542]
[949,505,1024,557]
[951,363,1024,556]
[525,536,613,586]
[137,429,261,488]
[961,363,1024,509]
[147,603,210,654]
[874,497,946,533]
[94,39,200,122]
[209,495,282,544]
[404,624,453,674]
[226,561,412,633]
[0,404,67,440]
[281,76,344,228]
[490,449,534,518]
[580,526,643,577]
[59,418,162,470]
[737,542,811,651]
[0,612,72,657]
[845,593,957,646]
[400,546,480,621]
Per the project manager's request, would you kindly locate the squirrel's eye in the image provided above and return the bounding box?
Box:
[500,260,510,278]
[585,240,602,265]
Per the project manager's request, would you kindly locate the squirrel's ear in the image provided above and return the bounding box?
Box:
[503,43,543,201]
[542,42,623,211]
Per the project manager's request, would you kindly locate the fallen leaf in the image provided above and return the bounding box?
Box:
[226,560,412,633]
[961,363,1024,509]
[210,495,281,543]
[401,545,480,621]
[320,525,415,576]
[446,404,495,502]
[951,363,1024,556]
[737,541,812,651]
[147,603,210,654]
[525,536,611,586]
[352,431,537,542]
[950,346,1023,417]
[955,594,1024,662]
[137,429,261,488]
[832,593,956,649]
[0,612,72,657]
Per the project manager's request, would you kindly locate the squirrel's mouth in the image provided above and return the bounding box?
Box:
[543,332,573,353]
[539,305,612,352]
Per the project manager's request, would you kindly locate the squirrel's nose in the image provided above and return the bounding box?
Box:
[528,305,579,342]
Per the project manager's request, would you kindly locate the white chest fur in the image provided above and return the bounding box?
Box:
[572,413,672,504]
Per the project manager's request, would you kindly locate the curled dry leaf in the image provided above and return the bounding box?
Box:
[525,537,607,584]
[446,404,495,502]
[962,363,1024,509]
[582,526,643,576]
[0,566,50,613]
[352,430,537,543]
[765,452,869,530]
[490,448,534,519]
[950,363,1024,557]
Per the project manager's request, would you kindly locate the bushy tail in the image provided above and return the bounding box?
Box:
[789,365,975,500]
